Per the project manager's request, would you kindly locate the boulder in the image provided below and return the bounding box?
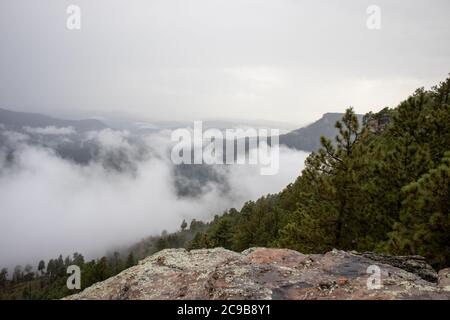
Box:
[65,248,450,300]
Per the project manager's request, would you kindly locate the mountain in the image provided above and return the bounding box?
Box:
[279,112,364,152]
[65,247,450,300]
[0,108,107,132]
[0,107,352,153]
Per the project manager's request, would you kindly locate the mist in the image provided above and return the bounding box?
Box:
[0,126,308,268]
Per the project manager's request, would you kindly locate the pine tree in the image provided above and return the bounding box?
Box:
[72,252,85,266]
[90,257,111,283]
[126,252,136,268]
[12,265,23,283]
[277,108,365,251]
[38,260,45,276]
[386,151,450,268]
[180,219,188,231]
[111,251,124,273]
[0,268,7,288]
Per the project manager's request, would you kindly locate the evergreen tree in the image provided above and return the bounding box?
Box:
[277,108,365,251]
[93,257,111,281]
[111,252,124,273]
[126,252,136,268]
[0,268,7,288]
[23,264,34,281]
[38,260,45,275]
[180,219,188,231]
[72,252,85,266]
[385,151,450,268]
[12,265,23,283]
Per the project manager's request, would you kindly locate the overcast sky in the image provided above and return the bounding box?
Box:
[0,0,449,125]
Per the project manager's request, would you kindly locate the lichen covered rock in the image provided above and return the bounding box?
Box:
[65,248,450,300]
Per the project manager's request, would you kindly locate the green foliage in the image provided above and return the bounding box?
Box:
[385,152,450,269]
[0,251,129,300]
[126,252,136,268]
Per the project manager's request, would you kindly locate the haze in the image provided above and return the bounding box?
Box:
[0,0,449,123]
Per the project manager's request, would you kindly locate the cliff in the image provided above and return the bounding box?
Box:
[65,248,450,300]
[279,113,364,151]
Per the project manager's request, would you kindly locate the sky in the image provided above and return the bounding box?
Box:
[0,0,449,125]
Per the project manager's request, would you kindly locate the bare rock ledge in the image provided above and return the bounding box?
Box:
[65,248,450,300]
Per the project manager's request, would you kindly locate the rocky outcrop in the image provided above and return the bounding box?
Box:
[438,269,450,290]
[65,248,450,300]
[353,252,438,283]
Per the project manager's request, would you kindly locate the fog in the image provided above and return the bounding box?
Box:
[0,127,308,267]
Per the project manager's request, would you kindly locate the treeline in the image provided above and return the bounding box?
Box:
[0,218,206,300]
[0,251,137,299]
[128,219,209,259]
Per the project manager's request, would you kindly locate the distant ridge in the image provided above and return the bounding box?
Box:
[0,107,364,152]
[279,112,364,152]
[0,108,107,132]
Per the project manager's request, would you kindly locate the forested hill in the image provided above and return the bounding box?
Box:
[1,75,449,300]
[279,112,364,151]
[0,108,107,132]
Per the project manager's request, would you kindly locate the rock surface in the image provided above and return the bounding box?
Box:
[65,248,450,300]
[438,268,450,290]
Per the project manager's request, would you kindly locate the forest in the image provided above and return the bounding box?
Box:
[1,75,449,299]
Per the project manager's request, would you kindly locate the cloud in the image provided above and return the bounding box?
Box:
[1,130,29,144]
[0,127,308,268]
[23,126,76,135]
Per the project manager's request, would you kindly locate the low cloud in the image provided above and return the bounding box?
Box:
[23,126,76,135]
[0,128,308,268]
